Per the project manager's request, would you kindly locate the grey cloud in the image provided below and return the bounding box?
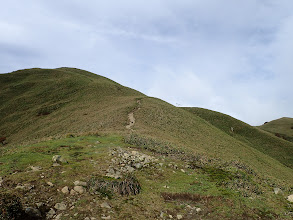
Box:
[1,0,292,125]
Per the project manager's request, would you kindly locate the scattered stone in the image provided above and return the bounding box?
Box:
[70,189,77,195]
[100,202,111,209]
[52,155,68,164]
[134,163,142,169]
[163,185,170,189]
[54,202,67,211]
[180,169,185,173]
[106,167,123,179]
[61,186,69,194]
[0,177,3,186]
[160,212,164,218]
[52,163,61,167]
[35,202,44,208]
[169,215,173,219]
[196,208,202,212]
[46,208,56,219]
[15,183,34,190]
[74,213,78,216]
[74,180,87,186]
[124,165,135,173]
[159,163,164,167]
[55,213,63,220]
[25,207,42,219]
[91,218,97,220]
[273,188,282,195]
[30,166,42,172]
[101,215,111,220]
[96,141,101,144]
[177,214,183,219]
[47,182,54,187]
[74,186,85,194]
[84,217,90,220]
[288,194,293,203]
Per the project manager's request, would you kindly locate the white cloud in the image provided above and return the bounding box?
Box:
[0,0,293,125]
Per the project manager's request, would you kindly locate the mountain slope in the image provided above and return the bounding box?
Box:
[182,107,293,170]
[0,67,144,144]
[0,68,292,184]
[1,68,293,219]
[258,117,293,143]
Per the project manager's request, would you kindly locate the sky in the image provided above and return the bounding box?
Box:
[1,0,292,125]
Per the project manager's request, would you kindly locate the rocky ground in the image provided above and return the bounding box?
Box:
[0,135,293,219]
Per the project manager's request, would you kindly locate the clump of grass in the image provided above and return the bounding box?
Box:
[161,192,219,203]
[87,175,141,198]
[36,102,66,116]
[124,134,185,155]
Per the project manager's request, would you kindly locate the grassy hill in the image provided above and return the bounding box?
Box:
[0,67,144,144]
[182,107,293,170]
[0,68,293,219]
[258,117,293,143]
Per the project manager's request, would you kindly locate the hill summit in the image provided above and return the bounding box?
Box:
[0,68,293,219]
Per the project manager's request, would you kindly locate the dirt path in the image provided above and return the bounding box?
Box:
[126,99,141,130]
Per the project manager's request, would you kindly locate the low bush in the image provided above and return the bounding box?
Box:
[87,175,141,198]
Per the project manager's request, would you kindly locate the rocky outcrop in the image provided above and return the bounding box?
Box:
[106,148,158,179]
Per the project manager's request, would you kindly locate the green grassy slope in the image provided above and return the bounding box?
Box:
[132,99,293,183]
[182,107,293,171]
[1,135,292,219]
[0,68,144,144]
[1,68,292,185]
[258,117,293,142]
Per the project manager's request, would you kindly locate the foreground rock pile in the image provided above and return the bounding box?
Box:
[106,148,158,179]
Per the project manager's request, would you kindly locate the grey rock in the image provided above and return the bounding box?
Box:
[61,186,69,194]
[273,188,282,195]
[288,194,293,202]
[125,165,135,173]
[100,202,111,209]
[70,189,77,195]
[35,202,44,208]
[47,182,54,187]
[46,208,56,218]
[134,163,142,169]
[52,155,68,164]
[54,213,62,220]
[74,185,85,194]
[54,202,67,210]
[177,214,183,219]
[30,166,42,172]
[196,207,202,212]
[52,163,61,167]
[74,180,87,186]
[101,216,111,219]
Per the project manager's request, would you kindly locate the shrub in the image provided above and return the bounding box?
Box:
[87,175,141,198]
[0,193,24,220]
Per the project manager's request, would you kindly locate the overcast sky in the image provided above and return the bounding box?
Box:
[1,0,293,125]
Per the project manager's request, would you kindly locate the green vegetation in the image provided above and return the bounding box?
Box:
[183,107,293,170]
[258,117,293,143]
[0,135,292,219]
[1,68,293,219]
